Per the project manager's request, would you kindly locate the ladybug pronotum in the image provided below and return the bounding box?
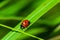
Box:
[21,20,30,28]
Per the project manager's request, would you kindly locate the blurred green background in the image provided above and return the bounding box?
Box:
[0,0,60,40]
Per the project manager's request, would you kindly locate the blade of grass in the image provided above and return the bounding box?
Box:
[0,17,23,20]
[17,27,47,40]
[49,35,60,40]
[0,24,44,40]
[38,16,60,26]
[39,3,60,26]
[49,24,60,38]
[2,0,59,40]
[0,0,32,16]
[0,0,10,8]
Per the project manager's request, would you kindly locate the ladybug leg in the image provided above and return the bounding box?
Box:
[20,25,25,29]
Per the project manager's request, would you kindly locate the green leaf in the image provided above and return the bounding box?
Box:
[0,24,44,40]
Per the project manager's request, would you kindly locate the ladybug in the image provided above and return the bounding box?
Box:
[21,20,30,28]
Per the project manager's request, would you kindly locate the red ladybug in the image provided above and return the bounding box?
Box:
[21,20,30,28]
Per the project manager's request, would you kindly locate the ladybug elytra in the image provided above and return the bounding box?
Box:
[21,20,30,28]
